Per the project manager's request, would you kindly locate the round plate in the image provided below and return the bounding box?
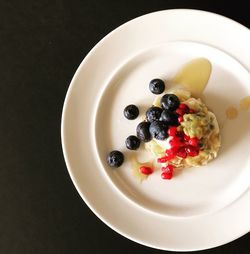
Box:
[61,9,250,251]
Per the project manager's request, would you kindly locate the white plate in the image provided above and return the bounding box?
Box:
[61,9,250,251]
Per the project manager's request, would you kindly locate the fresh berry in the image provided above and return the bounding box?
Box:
[178,116,184,123]
[160,94,180,111]
[161,165,174,178]
[185,145,200,157]
[123,104,139,120]
[136,122,152,142]
[149,121,168,140]
[149,79,165,94]
[165,147,178,158]
[175,131,184,140]
[165,164,174,173]
[139,166,154,175]
[176,147,187,158]
[157,155,171,163]
[184,134,190,141]
[179,103,189,112]
[125,135,140,150]
[176,103,189,116]
[107,150,124,167]
[161,165,174,179]
[169,136,184,147]
[168,126,178,136]
[175,108,185,116]
[189,109,195,114]
[161,171,173,180]
[160,110,179,126]
[146,106,163,122]
[188,137,199,147]
[161,167,167,172]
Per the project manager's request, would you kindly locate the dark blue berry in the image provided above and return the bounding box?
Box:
[107,150,124,167]
[160,94,180,111]
[160,110,179,126]
[136,122,152,142]
[146,106,163,122]
[125,135,140,150]
[149,79,165,94]
[149,121,168,140]
[124,104,139,120]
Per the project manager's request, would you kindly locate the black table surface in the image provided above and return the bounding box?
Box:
[1,1,250,253]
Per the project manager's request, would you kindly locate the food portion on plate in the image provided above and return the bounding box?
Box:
[145,89,220,179]
[107,58,221,180]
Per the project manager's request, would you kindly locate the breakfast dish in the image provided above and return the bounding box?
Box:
[62,10,250,251]
[107,60,221,180]
[146,89,221,177]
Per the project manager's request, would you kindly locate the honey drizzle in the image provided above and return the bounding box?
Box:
[240,96,250,111]
[131,156,154,183]
[171,58,212,96]
[225,106,238,120]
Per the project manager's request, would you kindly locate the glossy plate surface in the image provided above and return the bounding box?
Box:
[61,9,250,251]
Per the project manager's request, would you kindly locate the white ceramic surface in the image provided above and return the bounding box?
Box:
[61,9,250,251]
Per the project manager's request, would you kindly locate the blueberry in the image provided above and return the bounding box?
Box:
[136,122,152,142]
[107,150,124,167]
[160,110,179,126]
[125,135,140,150]
[160,94,180,111]
[146,106,163,122]
[149,79,165,94]
[149,121,168,140]
[124,104,139,120]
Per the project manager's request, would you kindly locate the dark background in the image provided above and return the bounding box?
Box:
[1,0,249,253]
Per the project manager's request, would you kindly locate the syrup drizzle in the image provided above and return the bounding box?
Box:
[240,96,250,111]
[172,58,212,96]
[226,106,238,120]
